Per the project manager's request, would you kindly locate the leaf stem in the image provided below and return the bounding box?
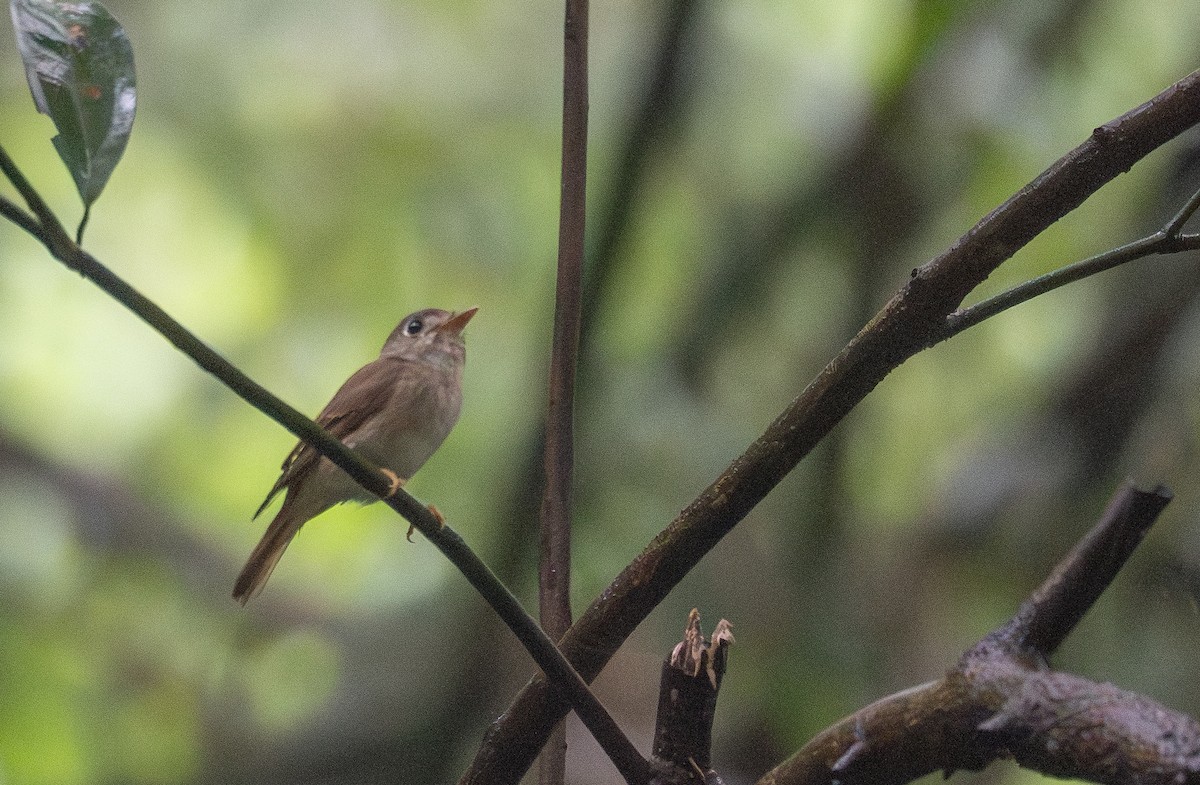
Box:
[76,204,91,245]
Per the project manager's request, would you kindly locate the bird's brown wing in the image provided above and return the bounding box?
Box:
[253,357,404,518]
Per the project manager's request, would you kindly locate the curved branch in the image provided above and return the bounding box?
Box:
[760,666,1200,785]
[459,68,1200,785]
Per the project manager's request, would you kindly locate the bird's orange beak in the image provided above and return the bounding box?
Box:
[437,306,479,335]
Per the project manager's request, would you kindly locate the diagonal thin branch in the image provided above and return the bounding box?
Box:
[0,143,648,785]
[0,145,72,250]
[988,482,1173,660]
[0,192,46,241]
[1164,179,1200,235]
[459,67,1200,785]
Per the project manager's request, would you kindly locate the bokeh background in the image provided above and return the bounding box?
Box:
[2,1,1200,783]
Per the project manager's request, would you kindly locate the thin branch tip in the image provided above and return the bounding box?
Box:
[1165,184,1200,236]
[989,480,1173,660]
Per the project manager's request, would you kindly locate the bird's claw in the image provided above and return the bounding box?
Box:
[380,468,406,497]
[406,504,445,543]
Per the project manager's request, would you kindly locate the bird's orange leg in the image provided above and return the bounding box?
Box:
[379,468,406,497]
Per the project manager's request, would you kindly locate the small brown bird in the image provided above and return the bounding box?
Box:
[233,307,477,604]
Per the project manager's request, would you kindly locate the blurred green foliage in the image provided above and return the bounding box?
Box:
[2,1,1200,784]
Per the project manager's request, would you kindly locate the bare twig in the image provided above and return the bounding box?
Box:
[76,204,91,245]
[0,145,72,251]
[990,483,1173,659]
[938,121,1200,344]
[540,0,590,782]
[0,144,649,785]
[0,193,46,241]
[1165,180,1200,235]
[940,199,1200,341]
[460,67,1200,785]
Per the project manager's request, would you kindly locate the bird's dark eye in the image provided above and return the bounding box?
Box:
[404,318,424,336]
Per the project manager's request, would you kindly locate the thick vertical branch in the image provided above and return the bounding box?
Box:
[540,0,588,782]
[543,0,588,642]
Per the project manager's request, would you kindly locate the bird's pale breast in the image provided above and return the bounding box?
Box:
[349,360,462,483]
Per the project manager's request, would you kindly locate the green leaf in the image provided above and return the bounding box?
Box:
[9,0,136,207]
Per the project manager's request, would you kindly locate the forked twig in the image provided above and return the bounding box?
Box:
[940,186,1200,341]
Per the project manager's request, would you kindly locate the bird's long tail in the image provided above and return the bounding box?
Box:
[233,500,305,605]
